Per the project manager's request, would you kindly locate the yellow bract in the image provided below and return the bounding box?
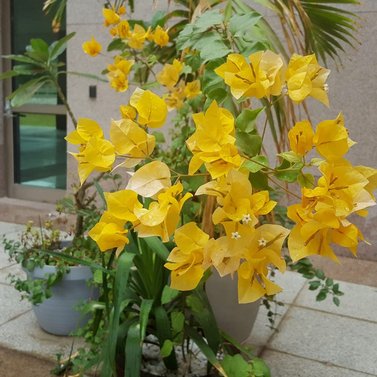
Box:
[107,56,134,92]
[88,221,128,253]
[288,120,314,156]
[157,59,184,89]
[110,20,130,39]
[126,160,171,198]
[184,80,201,99]
[128,24,149,50]
[286,53,330,105]
[313,113,354,161]
[130,88,168,128]
[215,51,285,99]
[103,8,121,27]
[119,104,137,120]
[110,119,155,167]
[165,222,208,290]
[153,25,169,47]
[82,37,102,57]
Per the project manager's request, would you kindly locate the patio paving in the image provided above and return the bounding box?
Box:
[1,220,377,376]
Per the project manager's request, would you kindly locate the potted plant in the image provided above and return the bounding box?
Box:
[2,219,100,336]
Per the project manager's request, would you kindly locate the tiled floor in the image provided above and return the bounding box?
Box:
[1,221,377,376]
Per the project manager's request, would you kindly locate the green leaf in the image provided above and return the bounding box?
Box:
[125,322,142,377]
[274,159,303,183]
[308,280,321,290]
[221,354,251,377]
[194,32,231,61]
[194,10,224,32]
[315,269,325,280]
[9,77,49,107]
[186,327,227,376]
[152,131,166,143]
[154,306,177,370]
[333,296,340,307]
[0,70,19,80]
[49,32,76,62]
[140,299,153,342]
[160,339,174,358]
[29,39,49,61]
[325,278,334,287]
[171,311,185,336]
[229,12,262,38]
[242,155,269,173]
[298,173,315,188]
[251,357,271,377]
[143,237,169,261]
[107,38,126,52]
[249,171,269,190]
[236,108,264,132]
[161,285,180,305]
[236,131,262,158]
[277,151,302,164]
[316,288,328,301]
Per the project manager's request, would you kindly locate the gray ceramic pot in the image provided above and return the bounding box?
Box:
[28,264,98,336]
[206,270,260,343]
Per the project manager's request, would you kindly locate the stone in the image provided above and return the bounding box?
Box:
[0,284,31,326]
[269,306,377,375]
[262,349,373,377]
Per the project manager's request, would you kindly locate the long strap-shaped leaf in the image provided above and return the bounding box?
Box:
[101,252,134,377]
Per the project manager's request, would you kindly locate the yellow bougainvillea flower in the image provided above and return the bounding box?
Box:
[153,25,170,47]
[110,119,155,167]
[110,20,130,39]
[82,36,102,57]
[286,53,330,106]
[71,136,116,185]
[238,224,289,303]
[165,222,208,290]
[187,101,235,153]
[119,104,137,120]
[88,220,128,252]
[184,80,202,99]
[134,183,192,242]
[130,88,168,128]
[65,118,103,145]
[104,189,142,223]
[215,51,285,99]
[103,8,121,27]
[356,166,377,200]
[288,120,314,156]
[215,53,255,99]
[107,56,134,92]
[126,160,171,198]
[127,24,149,49]
[313,114,355,161]
[157,59,184,89]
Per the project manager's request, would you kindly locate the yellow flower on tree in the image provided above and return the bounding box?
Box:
[286,53,330,106]
[153,25,169,47]
[130,88,168,128]
[103,8,121,27]
[65,118,103,145]
[89,219,128,253]
[313,114,354,161]
[128,24,149,49]
[238,224,289,303]
[119,104,137,120]
[110,20,130,39]
[134,183,192,242]
[184,80,202,99]
[110,119,155,167]
[288,120,314,156]
[71,136,115,185]
[165,222,208,290]
[82,36,102,57]
[215,51,285,99]
[157,59,184,89]
[107,56,134,92]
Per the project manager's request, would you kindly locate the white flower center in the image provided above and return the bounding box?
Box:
[258,238,267,247]
[323,83,329,92]
[231,231,241,240]
[242,214,252,224]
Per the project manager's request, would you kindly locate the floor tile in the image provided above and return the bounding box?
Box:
[0,284,31,326]
[0,310,83,359]
[273,270,306,304]
[296,280,377,323]
[263,349,374,377]
[0,222,24,235]
[269,306,377,375]
[0,264,25,285]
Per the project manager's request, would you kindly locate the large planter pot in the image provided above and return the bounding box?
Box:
[206,271,260,343]
[28,264,98,336]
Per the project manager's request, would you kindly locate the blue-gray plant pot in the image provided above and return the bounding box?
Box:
[28,264,99,336]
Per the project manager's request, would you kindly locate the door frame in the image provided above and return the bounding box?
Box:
[2,0,67,203]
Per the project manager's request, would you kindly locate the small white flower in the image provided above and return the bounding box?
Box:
[242,214,252,224]
[258,238,267,247]
[231,231,241,240]
[323,83,329,92]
